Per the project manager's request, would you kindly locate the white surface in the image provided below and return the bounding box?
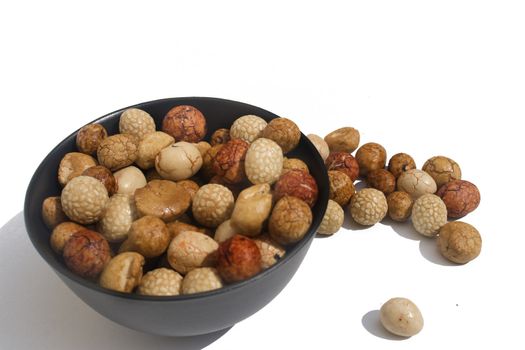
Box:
[1,1,524,349]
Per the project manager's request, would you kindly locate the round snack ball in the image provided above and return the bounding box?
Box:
[282,157,309,175]
[324,127,360,153]
[307,134,330,161]
[76,123,107,155]
[437,221,482,264]
[230,184,273,236]
[201,144,223,180]
[97,134,139,171]
[388,153,417,178]
[113,166,147,195]
[194,141,211,158]
[98,194,137,242]
[217,235,262,283]
[274,169,318,207]
[176,179,200,201]
[162,105,207,143]
[397,169,437,199]
[230,115,267,143]
[50,221,85,254]
[136,131,175,170]
[155,142,203,181]
[253,235,286,269]
[58,152,98,186]
[82,165,117,195]
[245,138,284,185]
[212,139,249,184]
[137,268,183,296]
[386,191,413,222]
[42,196,68,229]
[269,196,312,245]
[325,152,360,182]
[355,142,387,177]
[328,170,355,207]
[61,176,109,224]
[261,117,301,153]
[367,169,396,195]
[168,231,219,274]
[192,184,235,228]
[99,252,144,293]
[63,229,111,279]
[119,108,156,140]
[210,128,231,146]
[422,155,462,188]
[182,267,223,294]
[134,180,191,221]
[317,200,344,235]
[411,194,447,237]
[349,188,388,226]
[437,180,480,218]
[119,216,171,258]
[167,220,206,239]
[380,297,424,337]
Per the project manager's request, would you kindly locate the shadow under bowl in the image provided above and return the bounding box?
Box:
[24,97,329,337]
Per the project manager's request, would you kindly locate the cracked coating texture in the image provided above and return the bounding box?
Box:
[137,268,183,296]
[63,229,111,279]
[349,188,387,226]
[182,267,223,294]
[388,153,416,178]
[58,152,98,186]
[162,105,207,143]
[134,180,191,221]
[217,235,262,283]
[192,184,234,228]
[274,169,318,207]
[307,134,329,161]
[325,151,360,181]
[367,169,396,195]
[245,138,284,185]
[119,108,156,140]
[119,216,171,258]
[98,194,137,242]
[422,156,462,188]
[411,194,447,237]
[328,170,355,207]
[97,134,138,171]
[76,123,107,155]
[82,165,117,195]
[212,139,249,184]
[269,196,312,245]
[136,131,175,169]
[282,157,309,175]
[437,180,480,218]
[168,231,219,274]
[201,144,223,180]
[50,221,85,254]
[155,142,203,181]
[229,115,267,143]
[99,252,144,293]
[253,235,286,269]
[397,169,437,199]
[324,127,360,153]
[261,117,301,153]
[61,176,109,224]
[386,191,413,222]
[380,297,424,337]
[437,221,482,264]
[355,142,387,177]
[318,199,344,235]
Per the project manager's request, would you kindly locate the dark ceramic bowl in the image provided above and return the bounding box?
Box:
[24,97,329,336]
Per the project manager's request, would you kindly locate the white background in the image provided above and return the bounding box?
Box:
[1,1,524,349]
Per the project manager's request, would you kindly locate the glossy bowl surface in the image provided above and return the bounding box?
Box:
[24,97,329,336]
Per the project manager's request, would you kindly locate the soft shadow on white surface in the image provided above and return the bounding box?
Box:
[384,218,422,241]
[0,212,230,349]
[361,310,405,341]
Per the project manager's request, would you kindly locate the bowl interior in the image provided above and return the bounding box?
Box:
[24,97,329,301]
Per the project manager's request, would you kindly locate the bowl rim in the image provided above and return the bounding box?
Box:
[24,96,329,302]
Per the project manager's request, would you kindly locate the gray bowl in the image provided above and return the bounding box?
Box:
[24,97,329,336]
